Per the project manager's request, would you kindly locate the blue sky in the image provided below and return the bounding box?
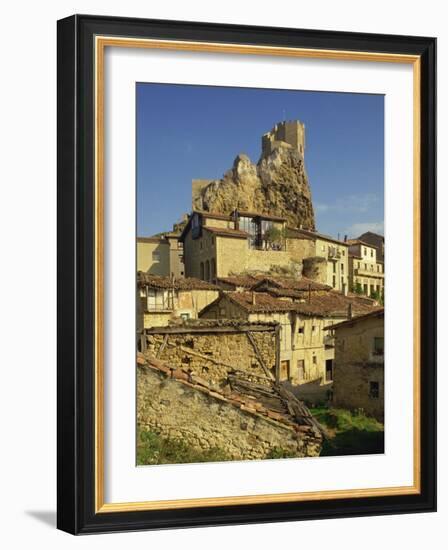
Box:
[137,83,384,239]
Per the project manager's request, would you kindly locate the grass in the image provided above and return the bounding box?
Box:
[137,407,384,465]
[137,428,232,465]
[310,406,384,456]
[137,429,303,464]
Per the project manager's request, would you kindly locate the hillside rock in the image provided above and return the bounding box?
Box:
[193,145,315,230]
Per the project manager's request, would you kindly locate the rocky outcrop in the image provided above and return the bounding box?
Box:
[193,144,316,231]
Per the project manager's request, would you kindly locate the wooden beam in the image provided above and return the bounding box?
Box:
[145,324,277,335]
[156,333,169,359]
[246,331,275,380]
[275,325,281,384]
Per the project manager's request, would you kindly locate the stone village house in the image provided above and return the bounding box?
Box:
[179,209,349,292]
[347,239,385,298]
[137,233,185,278]
[137,273,219,335]
[137,321,325,460]
[199,283,378,386]
[324,308,384,420]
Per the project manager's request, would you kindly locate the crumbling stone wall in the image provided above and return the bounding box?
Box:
[302,256,328,284]
[144,329,275,386]
[137,365,322,460]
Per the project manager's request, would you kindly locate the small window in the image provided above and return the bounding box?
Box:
[312,325,317,333]
[371,249,373,257]
[152,251,160,262]
[341,264,344,273]
[298,326,304,335]
[312,356,317,364]
[369,381,380,399]
[373,337,384,356]
[180,313,190,321]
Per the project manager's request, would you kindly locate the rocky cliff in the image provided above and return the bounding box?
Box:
[193,144,316,231]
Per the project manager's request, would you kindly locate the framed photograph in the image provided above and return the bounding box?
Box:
[57,14,436,534]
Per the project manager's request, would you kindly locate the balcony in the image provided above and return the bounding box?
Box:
[328,247,341,260]
[354,267,384,278]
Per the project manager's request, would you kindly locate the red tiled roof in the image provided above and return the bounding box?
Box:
[193,210,233,221]
[222,291,380,318]
[216,275,260,288]
[289,227,349,246]
[323,308,384,330]
[137,272,219,291]
[252,276,332,292]
[137,237,168,244]
[138,353,325,436]
[203,226,249,239]
[233,209,286,222]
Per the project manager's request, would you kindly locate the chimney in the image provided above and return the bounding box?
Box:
[344,235,348,242]
[348,303,353,319]
[252,292,256,306]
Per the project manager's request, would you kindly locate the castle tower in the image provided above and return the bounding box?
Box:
[261,120,306,157]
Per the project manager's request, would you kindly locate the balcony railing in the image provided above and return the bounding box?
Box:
[328,247,341,259]
[354,267,384,278]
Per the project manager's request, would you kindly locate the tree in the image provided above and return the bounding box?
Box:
[263,226,285,250]
[352,282,364,295]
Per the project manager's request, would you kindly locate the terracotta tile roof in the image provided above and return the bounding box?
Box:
[324,308,384,330]
[290,227,349,246]
[216,275,331,292]
[216,275,261,288]
[203,226,249,239]
[193,210,233,221]
[137,272,219,291]
[137,237,168,244]
[285,227,316,241]
[233,209,286,222]
[138,353,325,437]
[252,276,332,292]
[223,291,380,318]
[347,238,374,247]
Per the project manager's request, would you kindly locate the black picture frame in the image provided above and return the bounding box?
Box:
[57,14,436,534]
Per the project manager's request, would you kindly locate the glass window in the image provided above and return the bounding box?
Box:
[373,337,384,355]
[369,381,380,398]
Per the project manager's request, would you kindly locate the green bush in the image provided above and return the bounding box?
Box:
[310,406,384,456]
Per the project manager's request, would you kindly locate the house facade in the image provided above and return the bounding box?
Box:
[347,239,384,299]
[137,273,219,333]
[291,228,350,292]
[180,210,342,285]
[325,309,384,420]
[199,287,378,386]
[137,234,184,278]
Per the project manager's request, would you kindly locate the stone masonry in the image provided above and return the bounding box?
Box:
[137,356,323,461]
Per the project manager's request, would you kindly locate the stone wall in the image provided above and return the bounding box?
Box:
[302,256,328,284]
[144,328,276,386]
[137,364,322,460]
[332,363,384,420]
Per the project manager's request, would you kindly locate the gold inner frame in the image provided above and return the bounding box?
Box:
[94,36,421,513]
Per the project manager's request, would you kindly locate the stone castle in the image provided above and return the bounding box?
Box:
[261,120,306,157]
[191,120,315,231]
